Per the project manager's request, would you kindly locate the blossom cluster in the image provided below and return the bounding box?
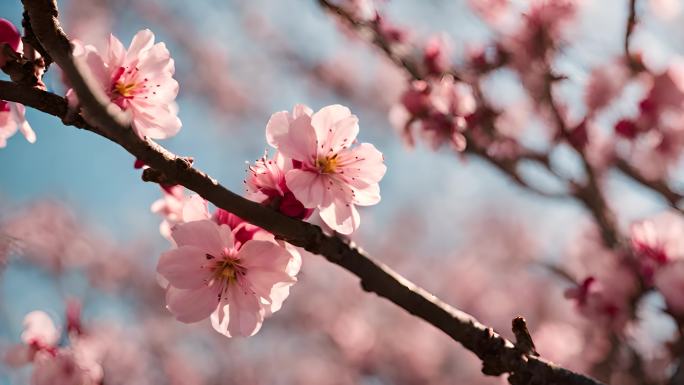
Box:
[1,16,387,339]
[4,308,102,385]
[151,103,386,337]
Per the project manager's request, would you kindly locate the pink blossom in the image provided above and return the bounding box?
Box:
[390,76,475,151]
[246,152,312,219]
[501,0,576,98]
[564,226,639,330]
[631,212,684,263]
[157,220,300,337]
[654,261,684,314]
[67,29,181,139]
[22,311,60,347]
[630,211,684,281]
[31,349,100,385]
[0,100,36,148]
[4,311,59,367]
[614,119,639,139]
[266,104,386,234]
[563,275,633,331]
[423,35,450,77]
[584,60,630,115]
[0,18,22,67]
[468,0,510,25]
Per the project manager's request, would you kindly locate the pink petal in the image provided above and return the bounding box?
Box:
[227,287,264,337]
[238,240,290,271]
[80,45,110,91]
[3,344,32,367]
[285,169,328,208]
[128,102,182,140]
[265,111,291,149]
[273,114,317,162]
[292,104,313,118]
[166,285,218,323]
[138,42,174,75]
[125,29,155,63]
[311,104,353,144]
[107,33,126,67]
[210,288,265,337]
[266,283,295,315]
[157,245,210,289]
[21,311,59,346]
[352,182,381,206]
[218,224,235,250]
[318,115,359,156]
[181,194,211,222]
[338,143,387,185]
[171,220,225,253]
[319,201,360,235]
[15,104,36,144]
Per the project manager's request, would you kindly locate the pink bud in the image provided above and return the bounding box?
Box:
[0,18,21,68]
[0,18,21,52]
[568,122,588,150]
[279,191,312,219]
[614,119,638,139]
[400,81,431,116]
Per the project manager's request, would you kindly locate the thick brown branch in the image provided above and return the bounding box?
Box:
[13,1,605,384]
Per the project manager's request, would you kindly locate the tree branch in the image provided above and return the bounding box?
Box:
[12,1,605,384]
[624,0,643,72]
[615,157,682,211]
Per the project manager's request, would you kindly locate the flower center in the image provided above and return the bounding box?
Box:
[316,155,338,174]
[209,253,245,285]
[114,82,138,98]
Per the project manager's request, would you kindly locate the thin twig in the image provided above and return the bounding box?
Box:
[615,157,682,211]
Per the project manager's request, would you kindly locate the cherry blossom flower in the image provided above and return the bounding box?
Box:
[0,99,36,148]
[584,60,630,116]
[423,35,450,77]
[4,311,102,385]
[631,212,684,264]
[390,76,475,152]
[501,0,577,98]
[266,104,386,234]
[157,219,300,337]
[31,349,100,385]
[564,226,639,330]
[630,211,684,281]
[4,311,59,367]
[246,152,312,219]
[67,29,181,139]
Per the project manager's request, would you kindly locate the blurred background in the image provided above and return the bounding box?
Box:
[1,0,684,384]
